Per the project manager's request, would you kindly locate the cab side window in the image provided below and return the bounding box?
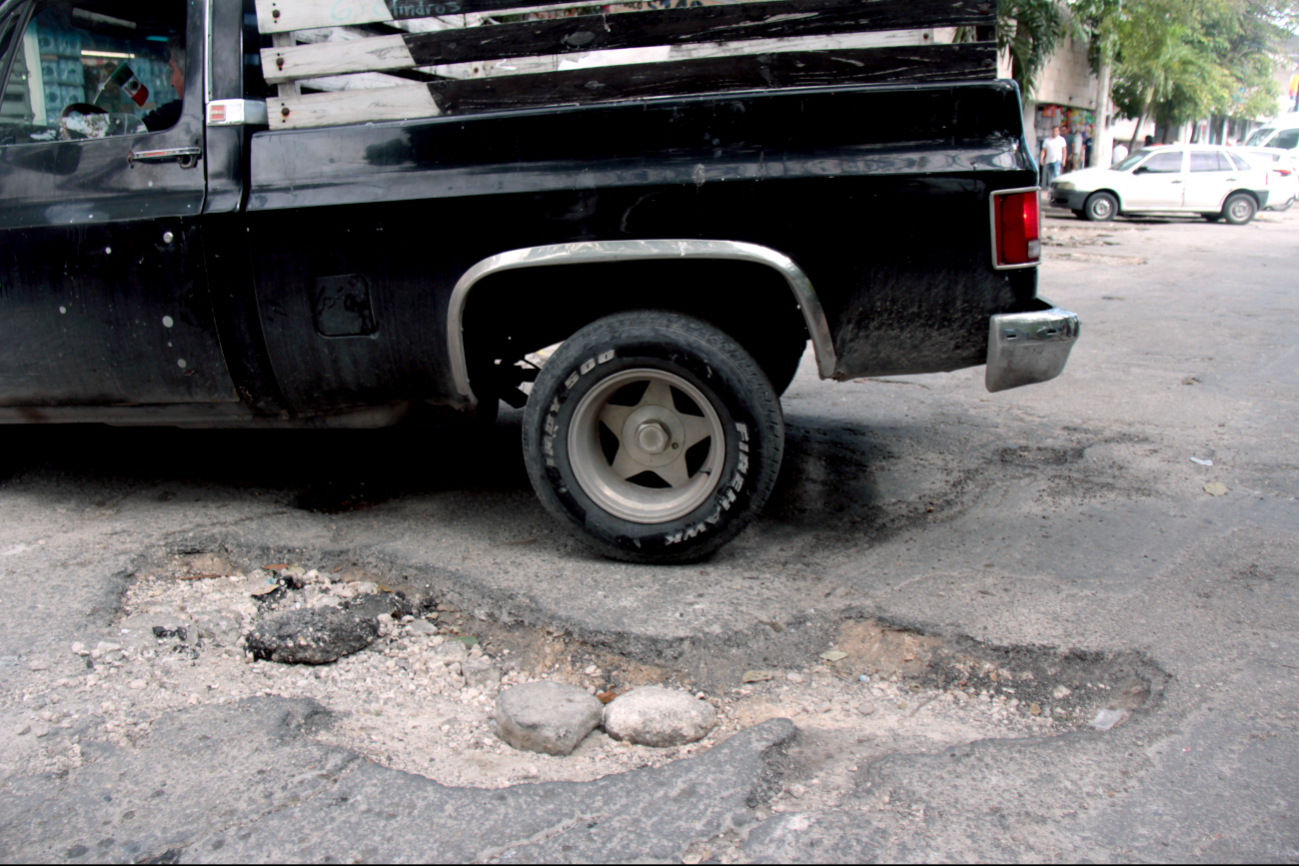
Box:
[1275,129,1299,150]
[0,2,185,146]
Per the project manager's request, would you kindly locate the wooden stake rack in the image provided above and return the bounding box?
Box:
[255,0,997,129]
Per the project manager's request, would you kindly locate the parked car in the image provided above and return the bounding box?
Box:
[1238,147,1298,211]
[1243,114,1299,153]
[1048,145,1270,224]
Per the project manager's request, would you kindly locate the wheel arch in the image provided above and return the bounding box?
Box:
[448,240,836,408]
[1087,188,1123,207]
[1224,188,1262,207]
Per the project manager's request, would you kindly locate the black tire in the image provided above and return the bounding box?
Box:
[1083,192,1118,222]
[755,337,809,396]
[1222,193,1257,225]
[522,311,784,563]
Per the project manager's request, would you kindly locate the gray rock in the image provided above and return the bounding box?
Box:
[407,619,438,635]
[495,681,603,756]
[463,658,501,691]
[246,608,379,665]
[602,687,718,747]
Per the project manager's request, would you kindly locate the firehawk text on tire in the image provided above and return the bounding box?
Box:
[522,311,784,564]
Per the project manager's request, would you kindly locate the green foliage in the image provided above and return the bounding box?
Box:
[1110,0,1233,131]
[1079,0,1293,130]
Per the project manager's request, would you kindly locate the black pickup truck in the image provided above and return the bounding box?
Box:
[0,0,1078,562]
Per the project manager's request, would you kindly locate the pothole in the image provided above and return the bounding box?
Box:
[0,550,1168,799]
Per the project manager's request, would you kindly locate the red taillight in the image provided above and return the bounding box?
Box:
[1277,168,1293,176]
[993,190,1040,267]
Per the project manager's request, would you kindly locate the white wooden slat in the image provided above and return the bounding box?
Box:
[264,34,415,84]
[274,81,442,129]
[271,33,303,96]
[301,70,430,91]
[426,27,943,78]
[274,28,947,128]
[265,25,938,84]
[255,0,609,35]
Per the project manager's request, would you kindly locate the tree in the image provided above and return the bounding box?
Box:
[1095,0,1293,146]
[1108,0,1233,147]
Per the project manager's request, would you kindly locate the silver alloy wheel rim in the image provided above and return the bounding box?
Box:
[568,368,725,524]
[1091,196,1113,219]
[1229,198,1252,220]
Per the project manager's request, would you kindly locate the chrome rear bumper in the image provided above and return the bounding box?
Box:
[985,303,1080,392]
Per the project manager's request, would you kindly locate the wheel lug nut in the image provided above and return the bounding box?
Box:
[636,421,669,454]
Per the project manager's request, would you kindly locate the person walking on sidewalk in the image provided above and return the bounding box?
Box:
[1040,126,1067,187]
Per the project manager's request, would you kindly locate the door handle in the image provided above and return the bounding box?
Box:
[1171,179,1184,183]
[1226,177,1237,181]
[127,147,202,169]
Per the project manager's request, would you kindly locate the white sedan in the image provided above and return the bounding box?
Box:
[1048,145,1271,224]
[1238,147,1298,211]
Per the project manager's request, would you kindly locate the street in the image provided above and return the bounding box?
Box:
[1,203,1297,863]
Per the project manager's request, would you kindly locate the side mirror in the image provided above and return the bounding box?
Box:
[1132,165,1149,175]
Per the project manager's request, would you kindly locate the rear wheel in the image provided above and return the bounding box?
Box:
[1222,193,1257,225]
[522,311,784,563]
[1083,192,1118,222]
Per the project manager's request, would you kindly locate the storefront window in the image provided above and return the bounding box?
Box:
[1035,103,1096,170]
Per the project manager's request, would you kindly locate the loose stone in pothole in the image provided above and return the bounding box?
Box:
[602,686,717,747]
[246,607,380,664]
[495,681,603,756]
[246,593,416,664]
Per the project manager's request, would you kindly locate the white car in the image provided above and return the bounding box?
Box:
[1243,114,1299,152]
[1238,147,1297,211]
[1047,145,1271,224]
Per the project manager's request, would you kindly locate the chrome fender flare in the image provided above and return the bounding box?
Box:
[447,239,837,407]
